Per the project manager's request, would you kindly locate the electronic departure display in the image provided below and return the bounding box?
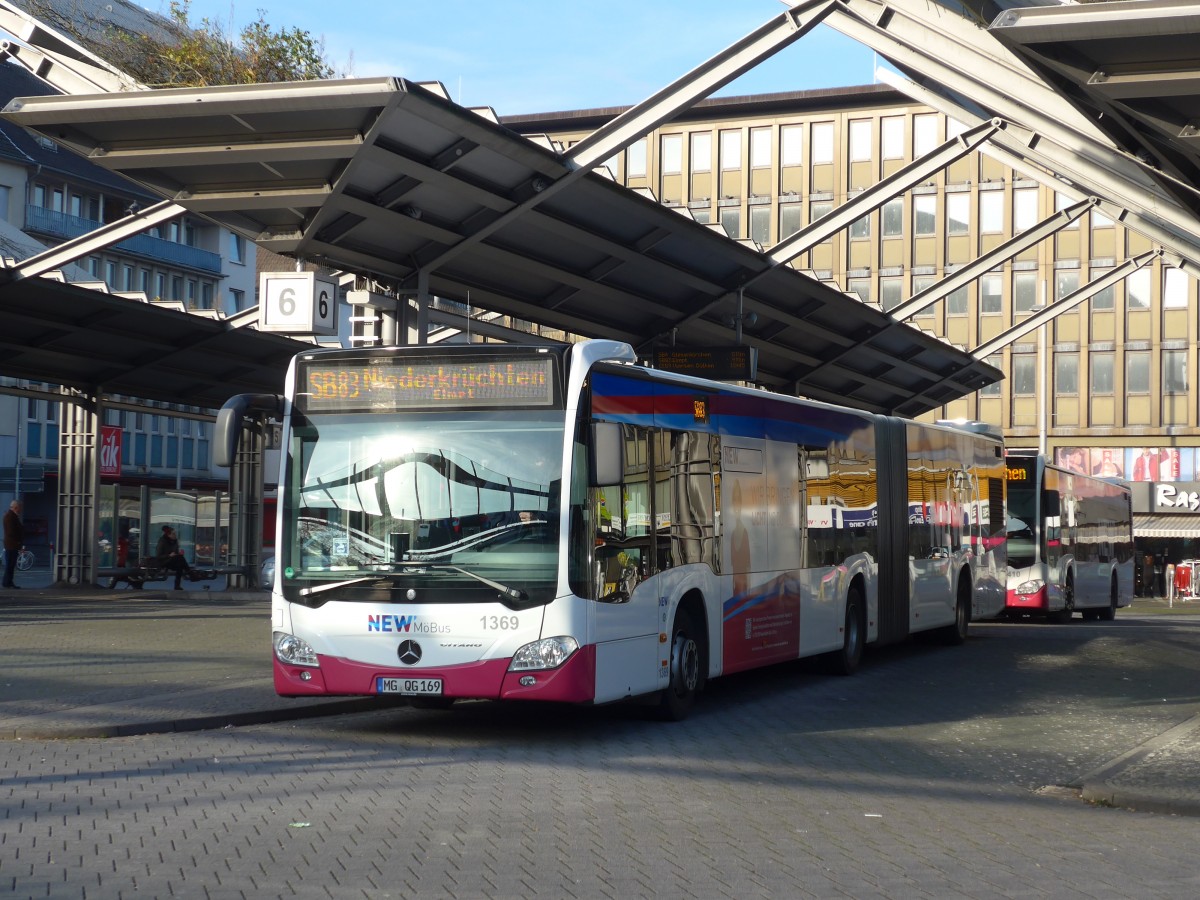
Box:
[1006,461,1034,485]
[296,355,559,411]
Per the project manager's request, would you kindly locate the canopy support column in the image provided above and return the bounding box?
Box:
[54,389,99,586]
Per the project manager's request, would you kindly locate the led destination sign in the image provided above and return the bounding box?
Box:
[298,356,558,411]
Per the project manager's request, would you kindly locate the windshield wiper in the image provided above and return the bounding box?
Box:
[297,565,527,601]
[393,561,527,600]
[299,576,386,596]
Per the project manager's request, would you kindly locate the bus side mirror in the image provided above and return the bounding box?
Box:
[1042,490,1060,518]
[215,393,284,468]
[590,421,623,487]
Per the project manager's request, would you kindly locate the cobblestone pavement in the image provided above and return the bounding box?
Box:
[3,593,1200,897]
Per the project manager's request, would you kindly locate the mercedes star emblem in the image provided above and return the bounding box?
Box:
[397,640,422,665]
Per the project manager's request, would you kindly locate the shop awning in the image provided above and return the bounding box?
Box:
[1134,514,1200,540]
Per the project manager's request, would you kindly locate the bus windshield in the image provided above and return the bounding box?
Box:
[1006,483,1037,568]
[281,409,564,607]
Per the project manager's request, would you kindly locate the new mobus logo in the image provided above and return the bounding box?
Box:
[368,615,450,634]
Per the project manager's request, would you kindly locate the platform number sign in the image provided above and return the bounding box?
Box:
[259,272,338,336]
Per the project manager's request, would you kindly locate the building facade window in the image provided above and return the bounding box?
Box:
[1056,352,1078,395]
[850,212,870,240]
[719,130,741,171]
[947,285,968,316]
[750,205,770,246]
[661,134,682,175]
[780,125,802,167]
[881,116,904,159]
[1012,352,1036,395]
[749,128,771,169]
[1014,271,1037,313]
[980,273,1002,314]
[1163,349,1188,394]
[1091,268,1114,310]
[946,193,969,234]
[718,206,740,239]
[1056,269,1079,301]
[1127,268,1151,309]
[913,113,938,157]
[880,277,902,312]
[1091,352,1115,394]
[1013,188,1039,232]
[980,191,1003,233]
[848,119,872,162]
[1163,267,1189,308]
[914,195,936,235]
[1126,351,1150,394]
[690,132,712,173]
[627,138,648,178]
[229,232,245,264]
[882,198,903,237]
[779,202,803,239]
[811,122,834,165]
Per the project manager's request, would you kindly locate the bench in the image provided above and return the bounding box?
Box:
[98,558,248,589]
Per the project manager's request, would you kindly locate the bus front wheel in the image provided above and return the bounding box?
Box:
[658,608,704,721]
[1098,578,1118,621]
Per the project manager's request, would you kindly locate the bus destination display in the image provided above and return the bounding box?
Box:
[299,357,557,411]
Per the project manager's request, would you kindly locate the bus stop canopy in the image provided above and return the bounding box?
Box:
[0,274,308,408]
[0,76,1001,417]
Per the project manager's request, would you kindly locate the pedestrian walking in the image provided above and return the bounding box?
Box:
[3,499,24,589]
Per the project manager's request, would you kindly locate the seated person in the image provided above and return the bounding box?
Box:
[155,525,192,591]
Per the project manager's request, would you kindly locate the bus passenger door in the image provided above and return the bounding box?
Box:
[592,426,661,702]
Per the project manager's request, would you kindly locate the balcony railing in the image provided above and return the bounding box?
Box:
[25,205,223,274]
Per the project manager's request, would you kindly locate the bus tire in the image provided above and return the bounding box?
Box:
[658,607,705,721]
[825,585,865,675]
[937,577,971,646]
[1052,575,1075,624]
[1098,578,1118,622]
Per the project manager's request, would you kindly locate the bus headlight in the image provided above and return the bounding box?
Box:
[1015,579,1044,596]
[274,631,319,667]
[509,636,579,671]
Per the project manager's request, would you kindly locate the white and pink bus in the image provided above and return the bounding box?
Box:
[1005,451,1134,622]
[217,340,1007,719]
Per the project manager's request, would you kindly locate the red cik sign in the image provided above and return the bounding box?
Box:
[100,425,122,477]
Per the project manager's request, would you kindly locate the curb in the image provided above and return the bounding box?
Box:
[1075,713,1200,816]
[4,697,387,741]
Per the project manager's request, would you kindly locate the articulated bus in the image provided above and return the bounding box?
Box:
[217,340,1007,719]
[1005,451,1134,622]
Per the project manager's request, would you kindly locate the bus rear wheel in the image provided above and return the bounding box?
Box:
[825,586,864,675]
[937,578,971,646]
[658,608,704,721]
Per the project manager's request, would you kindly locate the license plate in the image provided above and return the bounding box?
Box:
[376,676,443,696]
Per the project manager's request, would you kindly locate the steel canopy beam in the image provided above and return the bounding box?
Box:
[974,251,1162,360]
[0,199,183,282]
[770,119,999,259]
[875,66,1200,272]
[414,1,840,279]
[890,198,1095,321]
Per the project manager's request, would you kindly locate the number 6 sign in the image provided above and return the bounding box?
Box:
[258,272,338,335]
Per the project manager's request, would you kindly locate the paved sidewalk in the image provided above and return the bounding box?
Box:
[0,584,381,740]
[2,584,1200,816]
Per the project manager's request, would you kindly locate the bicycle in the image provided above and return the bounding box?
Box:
[15,547,35,571]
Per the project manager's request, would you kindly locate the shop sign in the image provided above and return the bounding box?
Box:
[1154,483,1200,512]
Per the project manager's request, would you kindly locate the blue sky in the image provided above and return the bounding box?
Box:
[160,1,880,115]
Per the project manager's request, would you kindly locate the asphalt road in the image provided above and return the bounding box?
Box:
[4,613,1200,898]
